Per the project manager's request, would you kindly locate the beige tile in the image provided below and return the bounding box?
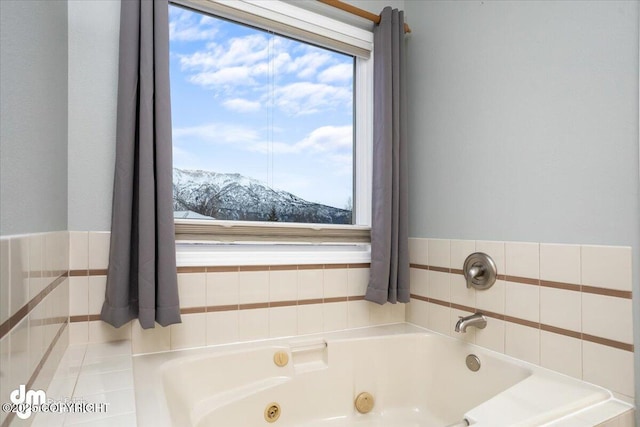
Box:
[29,303,46,373]
[347,267,369,297]
[347,300,370,328]
[581,245,632,291]
[406,298,428,328]
[28,233,46,298]
[450,240,476,271]
[269,306,297,338]
[540,243,581,284]
[206,271,239,306]
[132,321,171,354]
[238,308,269,341]
[69,321,89,344]
[70,276,89,316]
[450,308,476,343]
[505,322,540,365]
[297,304,323,335]
[582,293,633,344]
[505,242,539,278]
[428,239,450,268]
[408,237,428,265]
[583,341,634,397]
[409,268,429,297]
[0,238,10,325]
[427,270,450,302]
[476,279,505,315]
[540,330,581,379]
[9,318,30,389]
[323,302,347,332]
[206,310,239,345]
[505,281,539,322]
[323,268,348,298]
[390,302,406,323]
[238,270,269,304]
[88,232,111,270]
[450,273,475,308]
[410,267,428,298]
[427,302,450,335]
[297,269,323,300]
[170,313,206,350]
[369,302,393,326]
[88,320,131,343]
[88,276,107,315]
[10,235,29,317]
[177,273,206,308]
[540,287,581,332]
[69,231,89,270]
[269,270,298,302]
[475,317,505,353]
[475,240,505,274]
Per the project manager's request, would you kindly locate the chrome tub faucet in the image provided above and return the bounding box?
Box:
[455,313,487,333]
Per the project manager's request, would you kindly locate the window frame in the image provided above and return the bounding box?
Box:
[170,0,374,244]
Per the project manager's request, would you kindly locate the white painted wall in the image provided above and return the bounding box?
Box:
[404,0,639,418]
[0,0,68,235]
[67,0,120,231]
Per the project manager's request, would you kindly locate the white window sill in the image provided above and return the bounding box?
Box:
[175,242,371,267]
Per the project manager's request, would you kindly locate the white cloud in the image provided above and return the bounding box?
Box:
[188,66,256,88]
[297,125,352,152]
[169,7,218,41]
[173,123,261,145]
[223,98,261,113]
[271,82,352,116]
[318,63,353,83]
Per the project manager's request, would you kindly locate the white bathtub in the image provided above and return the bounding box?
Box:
[133,324,633,427]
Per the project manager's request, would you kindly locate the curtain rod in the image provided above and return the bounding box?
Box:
[317,0,411,33]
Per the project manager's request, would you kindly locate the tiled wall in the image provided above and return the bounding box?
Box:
[68,232,405,354]
[0,232,70,427]
[407,238,635,402]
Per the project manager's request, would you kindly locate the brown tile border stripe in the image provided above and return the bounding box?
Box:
[505,275,539,286]
[503,314,539,329]
[177,266,207,273]
[540,280,581,292]
[269,300,297,308]
[180,306,207,315]
[297,264,325,270]
[0,272,68,340]
[269,265,299,271]
[409,264,632,299]
[348,295,366,301]
[324,263,349,269]
[408,295,633,353]
[582,333,634,352]
[450,268,464,275]
[87,314,102,322]
[581,285,632,299]
[297,298,323,305]
[69,269,88,277]
[239,302,270,310]
[348,263,371,269]
[239,265,271,272]
[323,296,348,303]
[70,315,89,323]
[540,323,582,340]
[206,266,239,273]
[207,304,239,312]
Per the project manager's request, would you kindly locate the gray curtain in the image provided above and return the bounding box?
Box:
[101,0,181,329]
[365,7,410,305]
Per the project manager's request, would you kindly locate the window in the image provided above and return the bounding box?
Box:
[169,0,373,242]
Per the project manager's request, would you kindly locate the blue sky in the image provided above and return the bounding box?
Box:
[168,5,354,209]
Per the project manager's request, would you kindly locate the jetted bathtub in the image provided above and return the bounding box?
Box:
[133,324,633,427]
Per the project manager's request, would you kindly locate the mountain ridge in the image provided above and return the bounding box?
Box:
[173,168,352,224]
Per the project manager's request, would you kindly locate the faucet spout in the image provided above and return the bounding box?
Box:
[455,313,487,333]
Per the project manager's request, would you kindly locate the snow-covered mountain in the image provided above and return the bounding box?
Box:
[173,168,352,224]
